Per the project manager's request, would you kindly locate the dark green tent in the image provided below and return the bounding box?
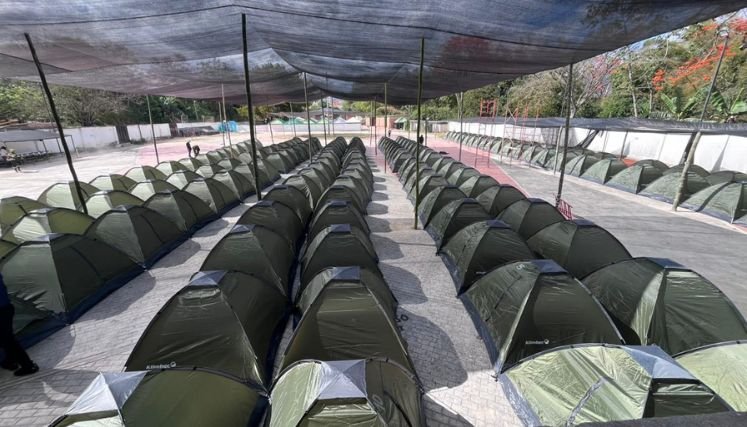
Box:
[156,160,189,175]
[404,167,434,194]
[564,154,601,176]
[581,158,628,183]
[677,341,747,412]
[300,224,379,286]
[182,178,239,214]
[196,164,225,178]
[166,170,203,189]
[706,170,747,186]
[85,190,145,218]
[38,181,100,211]
[427,198,491,249]
[475,184,526,216]
[126,270,288,386]
[196,152,222,165]
[634,159,669,171]
[441,220,534,293]
[606,164,664,193]
[143,190,215,232]
[200,224,294,294]
[89,174,137,192]
[178,157,202,171]
[341,165,374,194]
[265,151,295,173]
[236,199,304,247]
[640,172,711,203]
[212,170,254,199]
[1,207,94,244]
[124,165,168,182]
[51,370,267,427]
[432,156,455,174]
[218,159,260,188]
[0,196,48,232]
[335,175,371,203]
[264,185,312,223]
[308,200,371,241]
[417,185,467,227]
[498,198,564,239]
[408,174,447,202]
[283,174,323,208]
[283,266,413,372]
[317,185,367,214]
[129,180,179,200]
[447,166,481,187]
[85,205,184,267]
[0,240,15,258]
[681,182,747,224]
[9,292,61,347]
[527,219,631,279]
[664,163,710,177]
[463,260,622,372]
[269,359,423,427]
[583,257,747,355]
[301,165,334,189]
[502,344,732,426]
[520,145,541,163]
[0,233,141,322]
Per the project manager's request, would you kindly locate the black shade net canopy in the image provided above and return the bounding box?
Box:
[0,1,744,105]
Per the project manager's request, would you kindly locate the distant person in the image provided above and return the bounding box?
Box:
[186,140,192,158]
[0,146,7,160]
[418,135,424,145]
[7,149,20,173]
[0,273,39,376]
[388,129,392,138]
[192,145,201,157]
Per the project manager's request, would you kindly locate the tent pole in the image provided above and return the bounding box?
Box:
[145,95,160,164]
[290,103,297,137]
[414,36,425,230]
[221,84,232,146]
[303,72,313,159]
[556,63,574,205]
[672,30,729,211]
[25,33,88,215]
[242,13,262,200]
[458,92,464,162]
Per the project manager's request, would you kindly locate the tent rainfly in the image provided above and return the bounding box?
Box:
[89,174,137,192]
[124,166,168,182]
[475,184,526,216]
[1,207,93,244]
[307,200,371,242]
[498,198,564,240]
[0,196,49,233]
[166,170,202,188]
[128,180,179,200]
[564,154,601,177]
[85,190,145,218]
[426,198,491,249]
[316,185,367,214]
[664,164,710,177]
[38,181,99,211]
[156,160,189,175]
[283,174,323,208]
[676,341,747,412]
[236,199,305,248]
[580,158,628,184]
[681,182,747,224]
[706,170,747,186]
[409,174,448,202]
[143,190,215,232]
[606,164,664,194]
[182,177,239,214]
[264,185,313,223]
[300,224,379,286]
[640,172,711,203]
[417,185,467,227]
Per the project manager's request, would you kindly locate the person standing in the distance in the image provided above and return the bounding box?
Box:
[186,140,192,158]
[193,145,201,157]
[0,273,39,376]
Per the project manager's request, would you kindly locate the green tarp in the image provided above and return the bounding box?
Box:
[677,342,747,412]
[498,198,564,240]
[1,207,93,244]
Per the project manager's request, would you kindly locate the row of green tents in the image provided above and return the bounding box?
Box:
[381,135,747,424]
[447,131,747,226]
[0,137,314,348]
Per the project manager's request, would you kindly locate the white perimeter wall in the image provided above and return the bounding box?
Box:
[6,123,171,154]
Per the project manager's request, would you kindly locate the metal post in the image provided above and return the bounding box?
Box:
[552,87,567,174]
[330,97,335,136]
[672,30,729,210]
[268,118,275,143]
[414,37,425,229]
[145,95,160,164]
[373,99,377,154]
[303,72,313,159]
[321,98,328,146]
[290,103,297,137]
[384,83,388,171]
[218,101,226,146]
[221,83,232,146]
[556,63,574,204]
[193,100,199,121]
[242,13,262,200]
[25,33,88,215]
[458,92,464,161]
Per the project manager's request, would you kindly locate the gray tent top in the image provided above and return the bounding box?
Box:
[0,2,743,104]
[0,130,59,143]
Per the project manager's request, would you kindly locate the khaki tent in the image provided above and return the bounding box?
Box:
[143,190,215,232]
[182,178,239,214]
[128,180,179,200]
[283,174,323,208]
[308,200,371,241]
[89,174,137,192]
[417,185,467,227]
[583,257,747,355]
[640,172,711,203]
[463,260,622,372]
[317,185,367,214]
[86,205,185,267]
[269,359,423,427]
[498,198,564,239]
[682,182,747,224]
[441,220,534,293]
[126,270,288,386]
[427,198,491,249]
[236,199,304,247]
[475,184,526,216]
[85,190,145,218]
[300,224,379,286]
[581,158,628,183]
[200,224,294,294]
[0,196,48,232]
[156,160,189,175]
[502,344,732,426]
[527,219,631,279]
[166,170,203,189]
[0,233,141,322]
[38,181,100,211]
[124,165,168,182]
[676,341,747,411]
[606,164,664,193]
[1,207,94,244]
[51,370,267,427]
[283,266,413,372]
[264,185,312,223]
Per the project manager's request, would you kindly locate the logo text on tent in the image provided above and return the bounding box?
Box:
[145,361,177,369]
[525,339,550,345]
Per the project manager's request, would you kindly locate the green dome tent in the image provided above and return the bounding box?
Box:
[634,159,669,171]
[125,270,288,387]
[283,266,413,372]
[417,185,467,227]
[38,181,100,211]
[0,240,15,258]
[676,341,747,412]
[212,170,254,200]
[283,174,323,208]
[404,167,434,194]
[341,167,374,196]
[427,198,491,249]
[89,174,137,192]
[143,190,215,232]
[264,185,313,223]
[583,258,747,355]
[1,207,94,244]
[182,177,239,214]
[307,200,371,242]
[86,205,185,267]
[606,164,664,193]
[237,154,280,186]
[706,170,747,186]
[447,166,481,187]
[580,158,628,183]
[475,184,526,216]
[51,370,267,427]
[195,152,222,165]
[498,198,564,240]
[664,163,710,177]
[564,154,601,177]
[196,164,225,178]
[178,157,202,171]
[9,292,60,347]
[166,170,202,189]
[441,220,534,293]
[0,196,48,232]
[520,145,542,163]
[458,175,500,198]
[317,185,367,214]
[640,171,711,203]
[128,179,179,200]
[236,200,305,248]
[432,156,455,174]
[86,190,145,218]
[155,160,189,175]
[200,224,294,294]
[681,182,747,224]
[124,165,168,182]
[502,344,732,426]
[265,151,295,173]
[527,219,631,279]
[334,175,371,203]
[0,233,141,323]
[463,260,622,373]
[304,163,335,188]
[408,174,448,202]
[269,359,423,427]
[300,224,379,286]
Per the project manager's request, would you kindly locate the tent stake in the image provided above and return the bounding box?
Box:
[145,96,160,164]
[25,33,88,215]
[303,72,313,158]
[414,37,425,230]
[242,13,262,200]
[556,63,574,205]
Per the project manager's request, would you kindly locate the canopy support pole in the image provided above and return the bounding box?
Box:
[145,95,160,164]
[303,72,312,158]
[268,117,275,143]
[414,37,425,230]
[218,100,225,146]
[25,33,88,215]
[330,97,335,136]
[383,83,387,166]
[556,63,574,205]
[321,98,328,146]
[458,92,464,161]
[672,31,729,211]
[373,98,377,154]
[290,103,297,137]
[242,13,262,200]
[221,84,232,146]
